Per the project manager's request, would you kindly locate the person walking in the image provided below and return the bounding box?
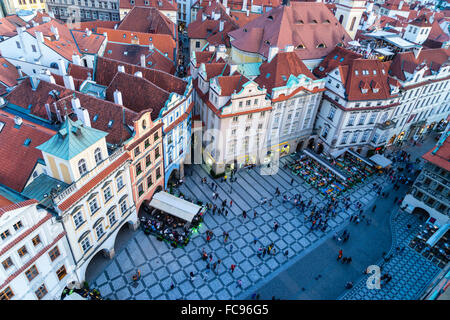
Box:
[347,257,352,264]
[253,237,258,245]
[290,178,294,185]
[263,248,267,257]
[274,222,279,231]
[372,205,377,212]
[230,200,233,207]
[231,264,236,273]
[236,280,242,288]
[284,250,289,257]
[254,210,257,218]
[190,271,196,281]
[337,249,343,261]
[243,211,247,219]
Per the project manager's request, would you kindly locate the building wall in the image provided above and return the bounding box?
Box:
[0,204,76,300]
[334,0,366,39]
[47,0,120,22]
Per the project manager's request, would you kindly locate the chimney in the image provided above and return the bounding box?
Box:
[226,7,230,15]
[246,9,249,17]
[118,65,125,73]
[134,71,143,78]
[77,108,91,128]
[72,54,82,66]
[50,25,59,40]
[16,66,23,78]
[285,44,294,52]
[149,43,154,51]
[16,26,25,34]
[267,46,279,62]
[140,54,146,67]
[114,89,123,105]
[202,13,207,21]
[85,28,92,37]
[44,103,52,121]
[219,19,224,32]
[57,59,66,76]
[71,95,82,110]
[30,76,40,91]
[35,31,44,43]
[55,103,62,122]
[223,0,227,7]
[209,45,216,52]
[63,75,76,90]
[14,116,23,126]
[42,16,51,23]
[242,0,247,11]
[398,1,403,10]
[0,97,5,106]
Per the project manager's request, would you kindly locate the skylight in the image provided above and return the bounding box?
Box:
[93,114,99,122]
[108,120,114,128]
[0,121,4,133]
[24,138,31,146]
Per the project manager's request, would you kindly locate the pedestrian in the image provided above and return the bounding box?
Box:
[254,210,257,218]
[263,248,267,257]
[347,257,352,264]
[243,211,247,219]
[394,196,398,204]
[190,271,195,281]
[290,178,294,185]
[337,249,343,261]
[231,264,236,273]
[206,234,211,242]
[230,244,233,252]
[274,222,279,231]
[170,282,175,290]
[253,237,258,245]
[372,205,376,212]
[230,200,233,207]
[213,262,217,271]
[236,280,242,288]
[225,209,228,217]
[342,257,347,263]
[209,254,213,262]
[284,250,289,256]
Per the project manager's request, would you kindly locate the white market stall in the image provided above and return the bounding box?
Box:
[370,154,392,169]
[149,191,202,223]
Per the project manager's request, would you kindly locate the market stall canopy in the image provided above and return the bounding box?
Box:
[303,149,348,181]
[426,223,449,247]
[330,148,348,159]
[149,192,201,223]
[63,292,86,300]
[369,154,392,168]
[347,149,375,167]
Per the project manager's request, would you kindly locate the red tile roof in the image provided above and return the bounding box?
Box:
[313,45,362,79]
[254,51,316,95]
[203,62,231,80]
[216,74,250,96]
[228,2,352,61]
[58,153,129,211]
[220,0,281,11]
[0,57,20,90]
[0,17,18,37]
[381,0,411,12]
[389,48,450,82]
[0,195,13,207]
[193,51,216,67]
[119,0,178,11]
[410,14,432,27]
[104,42,175,74]
[98,27,176,60]
[72,20,118,32]
[105,71,170,120]
[422,134,450,172]
[70,30,107,55]
[0,111,56,192]
[117,6,177,39]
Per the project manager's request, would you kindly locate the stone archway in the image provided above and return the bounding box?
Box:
[84,249,110,284]
[411,207,430,222]
[296,140,304,153]
[114,221,135,253]
[307,138,315,150]
[316,143,324,154]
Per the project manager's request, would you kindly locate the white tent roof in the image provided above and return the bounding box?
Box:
[149,191,201,223]
[330,148,348,159]
[426,223,450,247]
[63,292,86,300]
[303,149,348,181]
[369,154,392,168]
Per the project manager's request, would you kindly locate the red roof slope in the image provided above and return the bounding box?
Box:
[422,134,450,172]
[0,57,20,94]
[255,51,316,94]
[228,2,352,61]
[0,111,55,192]
[119,0,178,11]
[216,74,250,96]
[313,46,362,79]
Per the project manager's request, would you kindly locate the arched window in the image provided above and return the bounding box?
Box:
[78,159,87,175]
[350,17,357,31]
[50,62,59,69]
[94,148,102,165]
[339,15,344,24]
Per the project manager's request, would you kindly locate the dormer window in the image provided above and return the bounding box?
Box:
[317,43,325,48]
[296,44,305,49]
[265,40,270,45]
[361,88,368,94]
[268,15,273,21]
[296,19,304,24]
[130,0,134,4]
[312,20,318,24]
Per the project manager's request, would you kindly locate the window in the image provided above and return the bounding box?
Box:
[95,223,105,239]
[144,139,150,149]
[108,209,117,226]
[351,132,360,144]
[89,198,99,214]
[247,114,253,119]
[368,113,377,124]
[17,246,28,258]
[156,167,161,179]
[49,246,60,261]
[147,175,153,188]
[103,187,112,202]
[322,126,329,139]
[134,147,140,157]
[195,41,200,48]
[78,159,87,176]
[146,154,151,167]
[136,163,142,176]
[94,148,102,165]
[138,183,144,197]
[239,101,243,108]
[2,257,13,270]
[155,148,160,159]
[13,221,23,231]
[116,176,124,191]
[328,107,336,121]
[31,44,37,52]
[347,114,356,126]
[1,229,11,240]
[254,99,258,105]
[56,265,67,280]
[32,235,41,246]
[233,116,238,122]
[358,114,367,125]
[25,265,39,281]
[0,287,14,300]
[246,100,251,106]
[35,284,48,300]
[340,132,350,145]
[154,132,159,141]
[120,199,127,214]
[371,133,379,144]
[73,211,84,229]
[16,41,21,49]
[80,236,91,253]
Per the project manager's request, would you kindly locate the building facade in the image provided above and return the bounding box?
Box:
[334,0,366,40]
[46,0,120,22]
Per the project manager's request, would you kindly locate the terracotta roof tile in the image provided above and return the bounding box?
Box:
[228,2,352,61]
[70,30,106,54]
[0,57,20,88]
[422,134,450,172]
[119,0,178,11]
[0,111,55,192]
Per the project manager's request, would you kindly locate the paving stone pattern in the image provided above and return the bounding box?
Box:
[340,210,442,300]
[92,155,390,300]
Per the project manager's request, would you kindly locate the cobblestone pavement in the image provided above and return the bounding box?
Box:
[339,209,443,300]
[91,154,391,300]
